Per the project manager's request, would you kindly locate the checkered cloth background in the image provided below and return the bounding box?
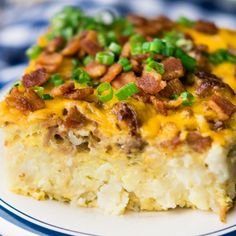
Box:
[0,0,236,90]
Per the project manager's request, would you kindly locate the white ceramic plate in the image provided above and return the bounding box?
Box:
[0,86,235,236]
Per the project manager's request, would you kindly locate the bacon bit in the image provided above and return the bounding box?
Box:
[132,91,151,103]
[186,131,212,152]
[150,96,167,115]
[111,71,137,89]
[120,42,131,58]
[160,132,182,150]
[127,14,147,26]
[64,106,89,128]
[194,20,218,35]
[162,57,184,80]
[62,36,81,56]
[80,31,102,56]
[195,71,235,97]
[208,94,235,120]
[22,68,49,88]
[113,102,140,136]
[137,70,166,95]
[36,52,63,73]
[85,62,107,79]
[50,82,74,97]
[159,78,184,98]
[6,87,45,112]
[130,58,142,75]
[64,87,94,100]
[46,36,64,53]
[100,63,123,83]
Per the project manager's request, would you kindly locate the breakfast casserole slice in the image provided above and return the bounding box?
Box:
[0,8,236,221]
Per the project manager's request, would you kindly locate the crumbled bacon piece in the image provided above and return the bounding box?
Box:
[127,14,147,26]
[120,42,131,58]
[62,36,81,56]
[132,91,151,103]
[130,58,142,75]
[137,71,166,95]
[36,52,63,73]
[6,87,45,112]
[64,87,94,100]
[22,68,49,88]
[150,96,167,115]
[186,131,212,152]
[162,57,184,80]
[208,94,235,120]
[111,71,137,89]
[194,20,218,35]
[113,102,140,136]
[64,106,89,128]
[85,62,107,79]
[50,82,74,97]
[159,78,184,98]
[80,31,102,56]
[46,36,64,53]
[100,63,122,83]
[195,71,235,97]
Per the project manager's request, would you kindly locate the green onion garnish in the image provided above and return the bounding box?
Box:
[146,60,165,74]
[83,55,94,66]
[115,82,139,101]
[163,31,184,45]
[96,82,113,102]
[33,86,44,96]
[109,42,122,55]
[42,94,54,100]
[176,38,193,52]
[98,32,107,47]
[95,51,115,65]
[162,42,176,56]
[130,43,142,56]
[71,68,91,85]
[209,49,236,64]
[26,45,42,60]
[118,58,133,72]
[176,16,194,27]
[72,58,79,68]
[130,34,145,43]
[49,74,64,86]
[175,48,196,72]
[180,92,194,106]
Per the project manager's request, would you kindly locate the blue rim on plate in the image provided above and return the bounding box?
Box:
[0,197,236,236]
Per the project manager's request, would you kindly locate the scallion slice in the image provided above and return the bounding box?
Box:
[118,58,132,72]
[49,74,64,86]
[33,86,44,96]
[176,16,194,27]
[181,91,194,106]
[96,82,113,102]
[115,82,139,101]
[95,51,115,65]
[109,42,122,55]
[42,94,54,100]
[71,68,91,84]
[26,45,42,60]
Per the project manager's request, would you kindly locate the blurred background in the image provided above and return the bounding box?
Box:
[0,0,236,89]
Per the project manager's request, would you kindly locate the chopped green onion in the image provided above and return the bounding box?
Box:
[26,45,42,60]
[176,38,193,52]
[175,48,196,72]
[42,94,54,100]
[71,68,91,85]
[61,27,74,41]
[170,94,179,100]
[163,31,184,45]
[49,74,64,86]
[98,32,107,47]
[72,58,79,68]
[209,49,236,64]
[180,91,194,106]
[122,22,134,36]
[146,60,165,74]
[96,82,113,102]
[150,39,163,53]
[33,86,44,96]
[130,34,145,43]
[13,80,22,87]
[118,58,133,72]
[95,51,115,65]
[107,31,117,43]
[176,16,194,27]
[109,42,122,54]
[83,55,94,66]
[162,42,176,56]
[130,43,142,55]
[115,82,139,101]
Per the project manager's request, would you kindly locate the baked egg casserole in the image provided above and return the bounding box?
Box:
[0,8,236,222]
